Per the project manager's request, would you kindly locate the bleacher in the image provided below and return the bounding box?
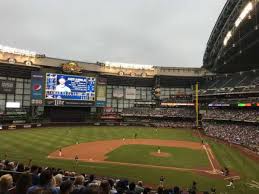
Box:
[200,69,259,95]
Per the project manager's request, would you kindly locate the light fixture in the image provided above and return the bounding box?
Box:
[118,71,124,76]
[8,58,16,64]
[235,2,253,28]
[223,31,232,46]
[25,60,32,66]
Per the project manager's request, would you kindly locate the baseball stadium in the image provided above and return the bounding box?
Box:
[0,0,259,194]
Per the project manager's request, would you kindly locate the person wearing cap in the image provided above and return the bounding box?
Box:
[55,77,71,93]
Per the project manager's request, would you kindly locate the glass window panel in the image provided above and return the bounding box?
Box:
[23,95,31,101]
[15,88,23,94]
[24,83,30,89]
[0,94,6,100]
[0,76,7,80]
[23,101,30,106]
[16,82,23,89]
[7,94,14,101]
[16,78,23,82]
[15,95,23,101]
[24,89,31,95]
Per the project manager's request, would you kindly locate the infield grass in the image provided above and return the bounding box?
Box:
[106,144,210,169]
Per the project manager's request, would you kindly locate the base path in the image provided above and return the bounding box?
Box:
[48,139,221,175]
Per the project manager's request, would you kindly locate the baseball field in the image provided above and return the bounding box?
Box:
[0,126,259,193]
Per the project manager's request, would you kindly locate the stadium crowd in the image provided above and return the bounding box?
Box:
[0,159,216,194]
[151,121,195,129]
[122,108,195,118]
[203,109,259,122]
[203,122,259,153]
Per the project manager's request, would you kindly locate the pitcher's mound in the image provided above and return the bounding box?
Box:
[150,152,171,158]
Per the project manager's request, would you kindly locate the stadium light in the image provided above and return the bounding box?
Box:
[104,62,154,70]
[235,2,253,28]
[0,44,44,57]
[223,31,232,46]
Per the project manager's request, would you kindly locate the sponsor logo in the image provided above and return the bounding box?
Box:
[33,84,42,91]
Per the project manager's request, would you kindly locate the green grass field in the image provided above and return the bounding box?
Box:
[0,126,259,194]
[106,144,209,169]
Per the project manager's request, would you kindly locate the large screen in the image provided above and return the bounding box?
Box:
[45,73,95,101]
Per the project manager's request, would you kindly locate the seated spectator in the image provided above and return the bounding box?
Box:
[27,170,59,194]
[0,174,14,194]
[85,174,95,186]
[72,175,85,194]
[60,180,73,194]
[54,174,63,189]
[99,180,111,194]
[135,181,144,194]
[30,165,40,186]
[10,173,31,194]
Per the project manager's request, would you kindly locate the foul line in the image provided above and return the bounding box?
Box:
[203,144,216,172]
[48,155,217,175]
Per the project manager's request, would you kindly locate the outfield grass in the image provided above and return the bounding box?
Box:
[0,126,258,193]
[106,144,209,169]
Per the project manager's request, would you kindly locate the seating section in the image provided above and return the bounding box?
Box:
[122,108,195,118]
[0,160,199,194]
[203,122,259,153]
[203,109,259,122]
[200,70,259,95]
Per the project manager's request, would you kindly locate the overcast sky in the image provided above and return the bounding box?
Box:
[0,0,226,67]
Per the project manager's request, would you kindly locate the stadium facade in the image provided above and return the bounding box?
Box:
[0,45,207,124]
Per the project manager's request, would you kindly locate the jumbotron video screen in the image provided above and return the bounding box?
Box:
[45,73,96,101]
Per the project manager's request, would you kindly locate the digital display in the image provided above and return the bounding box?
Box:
[45,73,95,101]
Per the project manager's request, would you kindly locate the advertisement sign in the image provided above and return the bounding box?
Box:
[113,88,124,98]
[125,88,136,99]
[96,101,107,107]
[45,73,96,101]
[0,80,15,94]
[31,72,44,105]
[6,102,21,108]
[45,99,95,107]
[96,85,106,101]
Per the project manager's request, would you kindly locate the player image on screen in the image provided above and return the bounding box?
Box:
[45,73,96,101]
[55,77,71,93]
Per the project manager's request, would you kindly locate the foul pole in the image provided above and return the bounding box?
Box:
[195,82,199,128]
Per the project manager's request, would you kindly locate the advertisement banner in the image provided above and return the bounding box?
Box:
[96,101,107,107]
[0,80,15,94]
[98,77,107,85]
[31,72,44,105]
[96,85,106,101]
[113,88,124,98]
[125,88,136,99]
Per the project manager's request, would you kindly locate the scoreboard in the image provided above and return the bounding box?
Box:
[45,73,96,101]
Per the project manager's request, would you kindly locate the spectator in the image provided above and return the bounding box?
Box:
[135,181,144,194]
[54,174,63,189]
[10,173,32,194]
[99,180,111,194]
[27,170,58,194]
[60,180,73,194]
[30,165,39,186]
[0,174,13,194]
[72,175,85,193]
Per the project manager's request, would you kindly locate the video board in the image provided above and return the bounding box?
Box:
[45,73,95,101]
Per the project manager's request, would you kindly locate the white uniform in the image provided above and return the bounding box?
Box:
[55,85,71,92]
